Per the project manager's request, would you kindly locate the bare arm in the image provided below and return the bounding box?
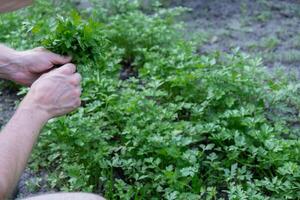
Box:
[0,45,17,78]
[0,104,48,199]
[0,62,81,199]
[0,44,71,86]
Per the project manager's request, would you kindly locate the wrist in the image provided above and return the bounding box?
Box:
[18,96,51,125]
[0,45,19,80]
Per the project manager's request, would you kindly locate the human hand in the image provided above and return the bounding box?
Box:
[20,63,82,121]
[5,47,71,86]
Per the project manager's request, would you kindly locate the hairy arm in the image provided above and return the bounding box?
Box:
[0,105,48,199]
[0,64,81,199]
[0,44,77,199]
[0,44,71,86]
[0,44,17,79]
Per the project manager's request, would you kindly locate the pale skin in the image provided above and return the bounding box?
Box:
[0,1,104,199]
[0,45,104,200]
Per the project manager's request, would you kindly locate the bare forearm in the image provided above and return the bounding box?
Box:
[0,44,73,86]
[0,51,79,199]
[0,44,18,80]
[0,104,48,199]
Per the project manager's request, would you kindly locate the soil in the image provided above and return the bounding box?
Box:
[0,0,299,199]
[0,87,18,127]
[15,169,57,200]
[173,0,300,71]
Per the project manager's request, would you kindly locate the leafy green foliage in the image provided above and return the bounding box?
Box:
[41,11,108,65]
[2,0,300,199]
[0,0,75,49]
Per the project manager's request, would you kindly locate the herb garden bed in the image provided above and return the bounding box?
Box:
[0,1,300,199]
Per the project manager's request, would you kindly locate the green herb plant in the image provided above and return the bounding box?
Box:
[1,0,300,199]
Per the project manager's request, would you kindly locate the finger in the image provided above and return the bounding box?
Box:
[34,47,72,65]
[33,47,72,65]
[74,87,82,96]
[75,99,81,108]
[69,73,82,86]
[54,63,76,75]
[49,52,72,65]
[33,46,46,51]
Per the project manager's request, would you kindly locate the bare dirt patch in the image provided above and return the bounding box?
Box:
[0,86,18,128]
[173,0,300,71]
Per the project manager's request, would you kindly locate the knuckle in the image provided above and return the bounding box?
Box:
[72,90,78,96]
[72,88,81,96]
[65,63,75,67]
[63,64,74,71]
[77,88,82,95]
[69,73,82,85]
[67,64,77,72]
[75,72,82,79]
[75,99,81,107]
[76,89,81,96]
[75,74,82,83]
[34,46,46,52]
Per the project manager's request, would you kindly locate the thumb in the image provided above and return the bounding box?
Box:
[34,47,72,65]
[49,52,72,65]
